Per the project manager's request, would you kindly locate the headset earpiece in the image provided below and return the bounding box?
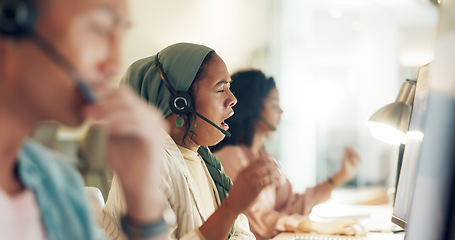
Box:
[0,0,37,37]
[169,91,193,115]
[155,54,194,115]
[0,0,96,103]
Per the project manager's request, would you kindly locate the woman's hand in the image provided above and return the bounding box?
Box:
[298,218,367,236]
[200,159,280,240]
[86,85,168,221]
[223,159,282,215]
[331,147,361,186]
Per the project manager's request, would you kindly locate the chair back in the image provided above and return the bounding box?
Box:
[85,186,105,227]
[31,121,59,149]
[80,124,107,170]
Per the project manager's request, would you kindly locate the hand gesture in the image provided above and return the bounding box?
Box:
[86,85,168,221]
[223,157,281,214]
[332,147,361,186]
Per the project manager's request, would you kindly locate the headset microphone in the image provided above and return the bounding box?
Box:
[29,33,97,103]
[194,111,231,138]
[0,0,96,104]
[155,54,231,138]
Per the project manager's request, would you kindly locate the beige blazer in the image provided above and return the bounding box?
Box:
[102,133,255,240]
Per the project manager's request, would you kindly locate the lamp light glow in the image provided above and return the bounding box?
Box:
[367,80,416,145]
[367,122,407,146]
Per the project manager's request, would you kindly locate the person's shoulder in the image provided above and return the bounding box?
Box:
[20,140,105,240]
[19,139,83,188]
[159,133,188,179]
[214,144,243,156]
[213,145,247,165]
[161,131,182,159]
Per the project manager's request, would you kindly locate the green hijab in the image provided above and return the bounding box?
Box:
[122,42,233,203]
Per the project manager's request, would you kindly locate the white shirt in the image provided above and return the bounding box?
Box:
[178,146,218,220]
[0,188,47,240]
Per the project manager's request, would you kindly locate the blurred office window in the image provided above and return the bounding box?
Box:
[270,0,438,191]
[122,0,278,76]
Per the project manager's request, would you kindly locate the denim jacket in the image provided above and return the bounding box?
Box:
[17,139,105,240]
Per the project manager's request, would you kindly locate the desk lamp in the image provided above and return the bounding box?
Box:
[367,79,416,146]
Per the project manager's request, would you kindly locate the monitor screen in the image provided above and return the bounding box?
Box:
[404,88,455,240]
[391,63,430,229]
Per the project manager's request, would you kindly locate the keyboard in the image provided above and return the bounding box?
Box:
[294,236,366,240]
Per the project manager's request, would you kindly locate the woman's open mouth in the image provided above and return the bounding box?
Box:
[221,121,229,130]
[221,111,234,130]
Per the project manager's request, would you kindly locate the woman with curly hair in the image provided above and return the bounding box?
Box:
[212,70,364,239]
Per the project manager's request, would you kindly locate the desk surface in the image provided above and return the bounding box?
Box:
[271,200,404,240]
[272,232,405,240]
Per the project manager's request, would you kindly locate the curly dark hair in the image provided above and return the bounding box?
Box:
[210,69,276,152]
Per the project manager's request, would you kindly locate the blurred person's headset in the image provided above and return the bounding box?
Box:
[154,54,231,137]
[0,0,96,103]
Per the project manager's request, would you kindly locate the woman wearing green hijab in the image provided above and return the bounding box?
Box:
[103,43,281,240]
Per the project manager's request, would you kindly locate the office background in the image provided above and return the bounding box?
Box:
[56,0,439,193]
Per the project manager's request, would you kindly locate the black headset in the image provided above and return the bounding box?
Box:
[154,54,194,116]
[0,0,36,37]
[154,54,231,137]
[0,0,96,103]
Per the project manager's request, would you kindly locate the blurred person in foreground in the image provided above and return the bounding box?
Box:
[103,43,282,240]
[0,0,168,239]
[211,70,365,239]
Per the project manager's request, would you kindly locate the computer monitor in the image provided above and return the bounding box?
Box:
[404,86,455,240]
[391,63,430,229]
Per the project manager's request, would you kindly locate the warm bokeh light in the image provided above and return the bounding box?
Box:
[367,121,407,146]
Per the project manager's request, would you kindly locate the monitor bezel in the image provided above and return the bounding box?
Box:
[391,215,407,229]
[391,63,430,230]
